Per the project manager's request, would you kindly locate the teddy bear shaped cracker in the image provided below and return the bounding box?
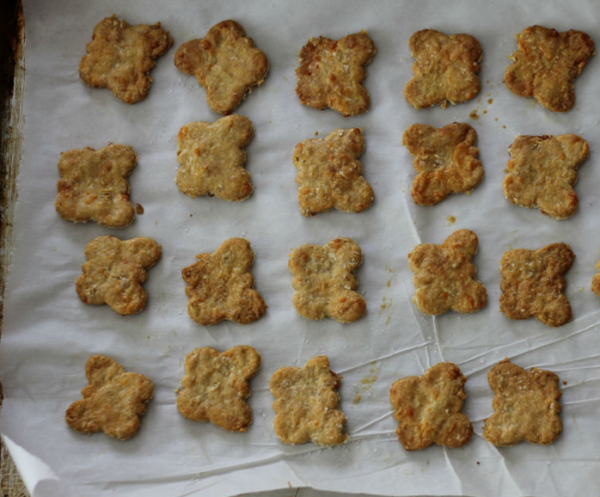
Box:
[270,356,348,446]
[79,15,173,104]
[174,20,269,115]
[296,31,376,116]
[289,238,366,323]
[502,134,589,220]
[293,128,374,216]
[76,236,162,316]
[182,238,266,325]
[504,26,594,112]
[591,248,600,298]
[390,362,473,451]
[176,115,255,201]
[408,229,487,316]
[402,122,484,206]
[404,29,483,109]
[65,355,153,440]
[176,346,261,432]
[55,144,137,228]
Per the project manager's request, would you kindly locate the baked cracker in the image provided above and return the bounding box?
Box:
[591,247,600,298]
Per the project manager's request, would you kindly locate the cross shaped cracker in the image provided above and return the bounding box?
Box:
[79,15,173,104]
[293,128,374,216]
[483,359,562,446]
[289,238,366,323]
[403,122,484,206]
[502,134,589,220]
[270,356,348,446]
[55,144,137,228]
[408,229,487,315]
[174,20,269,115]
[390,362,473,451]
[296,31,376,117]
[404,29,483,109]
[182,238,266,325]
[176,115,254,201]
[504,26,594,112]
[176,346,261,432]
[76,236,162,316]
[500,243,575,327]
[65,355,153,440]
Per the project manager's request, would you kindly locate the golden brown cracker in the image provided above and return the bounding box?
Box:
[76,236,162,316]
[176,115,254,201]
[591,248,600,298]
[502,134,589,220]
[289,238,366,323]
[408,229,487,315]
[296,31,376,117]
[500,243,575,327]
[176,346,261,432]
[389,362,473,451]
[404,29,483,109]
[174,20,269,115]
[293,128,374,216]
[65,355,153,440]
[55,144,136,228]
[270,356,348,446]
[504,26,594,112]
[182,238,266,325]
[483,359,562,446]
[403,122,484,206]
[79,14,173,104]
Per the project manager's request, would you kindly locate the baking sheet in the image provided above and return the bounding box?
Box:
[3,0,600,496]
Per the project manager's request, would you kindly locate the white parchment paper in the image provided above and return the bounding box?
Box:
[3,1,600,496]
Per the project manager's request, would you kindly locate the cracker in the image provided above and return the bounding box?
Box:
[293,128,374,216]
[500,243,575,327]
[176,346,261,432]
[504,26,594,112]
[270,356,348,446]
[404,29,483,109]
[79,14,173,104]
[182,238,266,325]
[408,229,487,315]
[389,362,472,450]
[55,144,137,228]
[76,236,162,316]
[591,248,600,298]
[174,20,269,115]
[289,238,366,323]
[483,359,562,446]
[296,31,376,117]
[176,115,254,201]
[403,122,484,205]
[502,134,589,220]
[65,355,153,440]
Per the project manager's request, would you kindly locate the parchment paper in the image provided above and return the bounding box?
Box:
[3,1,600,496]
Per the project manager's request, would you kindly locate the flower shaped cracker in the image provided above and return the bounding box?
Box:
[66,355,153,440]
[404,29,483,109]
[293,128,374,216]
[270,356,348,446]
[296,31,376,117]
[182,238,266,325]
[502,134,589,220]
[176,115,255,201]
[504,26,594,112]
[403,122,484,206]
[76,236,162,316]
[55,144,137,228]
[483,359,562,446]
[174,20,269,115]
[408,229,487,315]
[176,346,261,432]
[289,238,366,323]
[389,362,473,451]
[79,15,173,104]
